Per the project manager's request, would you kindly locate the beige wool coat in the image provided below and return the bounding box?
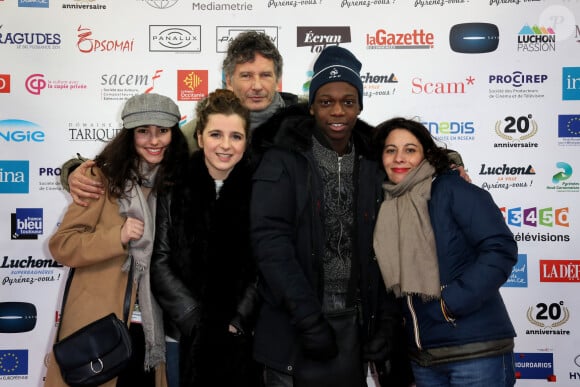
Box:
[44,167,166,387]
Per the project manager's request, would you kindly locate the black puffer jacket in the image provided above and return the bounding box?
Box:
[151,151,261,387]
[250,103,402,377]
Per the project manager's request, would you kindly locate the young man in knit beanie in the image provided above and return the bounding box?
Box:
[250,45,407,387]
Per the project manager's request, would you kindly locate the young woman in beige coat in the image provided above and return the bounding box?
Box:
[45,93,189,387]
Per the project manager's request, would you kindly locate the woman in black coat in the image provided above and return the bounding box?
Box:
[151,89,261,387]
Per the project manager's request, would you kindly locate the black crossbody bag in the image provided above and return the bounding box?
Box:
[53,259,133,387]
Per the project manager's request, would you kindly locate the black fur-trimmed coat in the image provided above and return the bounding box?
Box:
[151,150,261,387]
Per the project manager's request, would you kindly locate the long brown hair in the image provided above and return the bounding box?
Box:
[94,124,189,198]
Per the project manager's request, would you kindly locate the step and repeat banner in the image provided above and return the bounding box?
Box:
[1,0,579,386]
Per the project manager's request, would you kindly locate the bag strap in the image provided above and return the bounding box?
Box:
[55,256,134,341]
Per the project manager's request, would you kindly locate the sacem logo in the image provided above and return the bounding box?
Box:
[450,23,499,53]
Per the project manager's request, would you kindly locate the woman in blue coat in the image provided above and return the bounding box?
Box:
[372,117,518,387]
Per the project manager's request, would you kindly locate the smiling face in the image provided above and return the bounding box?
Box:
[309,81,361,155]
[225,53,279,112]
[382,128,425,184]
[133,125,172,167]
[197,113,247,180]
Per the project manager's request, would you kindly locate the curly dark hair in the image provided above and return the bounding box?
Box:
[373,117,450,175]
[194,89,250,139]
[93,123,189,198]
[222,31,283,81]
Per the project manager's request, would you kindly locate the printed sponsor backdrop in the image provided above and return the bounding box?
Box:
[1,0,579,385]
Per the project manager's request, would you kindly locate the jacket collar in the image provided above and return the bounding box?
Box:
[251,102,376,160]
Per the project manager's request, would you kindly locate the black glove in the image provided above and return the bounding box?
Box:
[296,313,338,361]
[363,319,394,362]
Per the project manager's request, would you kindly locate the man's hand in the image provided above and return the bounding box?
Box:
[69,160,104,207]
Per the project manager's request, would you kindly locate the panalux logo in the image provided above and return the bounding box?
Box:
[297,26,351,53]
[144,0,178,8]
[150,25,201,52]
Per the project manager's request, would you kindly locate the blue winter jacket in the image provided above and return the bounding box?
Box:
[403,170,517,351]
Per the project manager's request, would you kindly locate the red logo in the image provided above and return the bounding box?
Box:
[0,74,10,93]
[177,70,208,102]
[539,260,580,282]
